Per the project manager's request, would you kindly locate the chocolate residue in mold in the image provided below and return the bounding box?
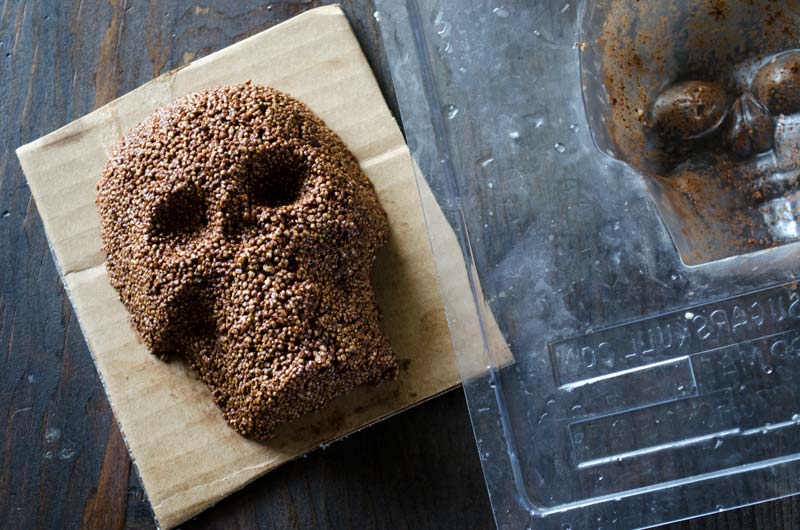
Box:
[97,82,398,440]
[583,0,800,264]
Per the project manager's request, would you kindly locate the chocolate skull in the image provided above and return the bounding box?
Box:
[582,0,800,264]
[97,83,398,440]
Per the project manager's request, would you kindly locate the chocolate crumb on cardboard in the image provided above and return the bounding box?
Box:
[96,82,398,440]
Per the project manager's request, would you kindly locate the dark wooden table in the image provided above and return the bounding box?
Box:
[1,2,798,529]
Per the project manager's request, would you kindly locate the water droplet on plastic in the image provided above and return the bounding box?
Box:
[43,451,54,460]
[45,427,61,443]
[1,211,9,218]
[477,155,494,168]
[764,365,774,374]
[492,6,509,17]
[443,104,459,120]
[434,12,450,37]
[714,439,724,449]
[569,123,579,133]
[554,142,566,153]
[561,3,570,13]
[792,413,800,423]
[533,29,542,36]
[59,447,76,460]
[597,474,604,481]
[716,504,725,512]
[266,4,272,10]
[685,311,695,320]
[372,10,382,22]
[509,130,520,140]
[27,374,35,383]
[488,181,494,189]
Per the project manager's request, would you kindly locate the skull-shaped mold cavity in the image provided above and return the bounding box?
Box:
[581,0,800,264]
[97,83,398,440]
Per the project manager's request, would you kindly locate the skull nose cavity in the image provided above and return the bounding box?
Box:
[150,284,216,360]
[725,92,775,158]
[247,148,308,209]
[149,185,207,239]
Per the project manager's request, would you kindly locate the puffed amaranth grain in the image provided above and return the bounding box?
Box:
[97,82,398,440]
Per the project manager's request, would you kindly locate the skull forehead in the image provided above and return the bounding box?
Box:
[101,84,372,243]
[122,88,313,198]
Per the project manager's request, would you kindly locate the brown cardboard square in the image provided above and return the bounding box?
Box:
[16,5,511,528]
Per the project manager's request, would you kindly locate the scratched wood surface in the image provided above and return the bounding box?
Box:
[1,2,798,529]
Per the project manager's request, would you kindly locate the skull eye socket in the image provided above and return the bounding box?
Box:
[247,148,308,208]
[150,185,207,238]
[753,51,800,116]
[651,80,730,141]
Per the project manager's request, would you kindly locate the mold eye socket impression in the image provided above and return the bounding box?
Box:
[753,51,800,116]
[651,81,731,142]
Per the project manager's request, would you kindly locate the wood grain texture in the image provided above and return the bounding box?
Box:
[0,1,796,529]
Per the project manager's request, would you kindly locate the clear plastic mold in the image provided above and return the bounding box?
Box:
[376,1,800,528]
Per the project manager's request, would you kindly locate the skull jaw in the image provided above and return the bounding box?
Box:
[217,343,396,441]
[196,318,396,441]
